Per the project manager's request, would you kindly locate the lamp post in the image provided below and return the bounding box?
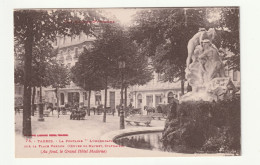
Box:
[119,60,125,129]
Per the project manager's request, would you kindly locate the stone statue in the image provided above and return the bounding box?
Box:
[186,28,216,71]
[199,39,225,82]
[180,28,234,103]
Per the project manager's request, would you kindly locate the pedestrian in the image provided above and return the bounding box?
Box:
[57,107,60,118]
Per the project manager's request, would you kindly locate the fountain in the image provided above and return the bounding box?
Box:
[113,28,240,154]
[181,28,236,103]
[161,28,240,154]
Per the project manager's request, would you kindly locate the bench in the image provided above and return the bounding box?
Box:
[125,115,152,127]
[150,113,164,120]
[43,110,51,117]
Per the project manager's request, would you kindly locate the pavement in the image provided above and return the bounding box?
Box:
[15,111,229,157]
[15,110,170,158]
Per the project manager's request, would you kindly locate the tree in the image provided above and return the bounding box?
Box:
[130,8,208,94]
[45,62,70,107]
[71,23,153,122]
[15,39,55,115]
[93,24,153,122]
[71,49,105,116]
[14,40,68,115]
[130,8,240,94]
[14,9,103,136]
[210,8,240,71]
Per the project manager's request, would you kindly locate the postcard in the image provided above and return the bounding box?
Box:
[13,7,241,158]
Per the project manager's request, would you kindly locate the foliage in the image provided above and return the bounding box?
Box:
[162,96,240,154]
[45,62,70,89]
[14,40,60,87]
[14,9,102,136]
[219,8,240,71]
[71,49,105,92]
[72,23,153,90]
[130,8,240,92]
[130,8,208,83]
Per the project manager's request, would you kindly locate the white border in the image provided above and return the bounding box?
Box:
[1,0,260,164]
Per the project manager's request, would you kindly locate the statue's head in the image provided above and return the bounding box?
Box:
[207,28,216,40]
[199,28,216,45]
[201,39,211,49]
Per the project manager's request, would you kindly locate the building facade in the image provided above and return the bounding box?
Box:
[43,32,240,113]
[44,32,125,111]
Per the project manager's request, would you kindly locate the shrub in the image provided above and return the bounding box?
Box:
[162,96,240,154]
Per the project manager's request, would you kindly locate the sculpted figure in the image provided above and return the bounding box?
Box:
[199,39,225,82]
[185,45,204,87]
[186,28,216,70]
[181,28,233,103]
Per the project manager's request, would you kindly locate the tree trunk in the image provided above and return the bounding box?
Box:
[40,86,42,106]
[121,85,124,106]
[125,86,127,108]
[120,71,125,129]
[103,77,108,122]
[31,86,36,116]
[88,90,91,116]
[22,15,33,136]
[38,86,44,121]
[54,87,60,118]
[55,87,59,107]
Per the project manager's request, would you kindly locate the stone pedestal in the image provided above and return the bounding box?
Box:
[180,77,236,103]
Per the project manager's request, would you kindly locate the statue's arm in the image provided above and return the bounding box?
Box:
[186,54,192,69]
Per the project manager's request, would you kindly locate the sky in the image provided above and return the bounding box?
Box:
[101,8,142,26]
[101,8,221,26]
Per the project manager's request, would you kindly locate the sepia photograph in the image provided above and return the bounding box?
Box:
[13,7,241,158]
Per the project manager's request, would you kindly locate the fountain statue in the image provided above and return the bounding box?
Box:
[180,28,236,103]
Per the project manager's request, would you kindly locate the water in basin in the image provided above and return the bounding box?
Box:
[114,132,165,152]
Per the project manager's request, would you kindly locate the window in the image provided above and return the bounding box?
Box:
[95,91,102,105]
[84,92,88,100]
[168,92,174,104]
[158,73,162,81]
[60,93,64,105]
[146,95,153,107]
[137,94,142,108]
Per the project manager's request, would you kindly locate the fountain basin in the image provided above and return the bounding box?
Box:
[101,127,233,157]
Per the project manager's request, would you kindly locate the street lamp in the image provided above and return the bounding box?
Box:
[119,59,125,129]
